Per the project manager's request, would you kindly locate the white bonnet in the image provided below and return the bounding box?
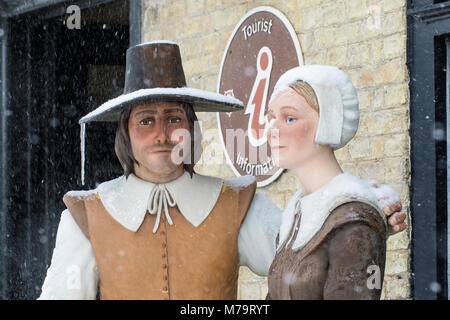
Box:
[271,65,359,150]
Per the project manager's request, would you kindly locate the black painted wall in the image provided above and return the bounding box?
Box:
[408,0,450,299]
[0,2,129,299]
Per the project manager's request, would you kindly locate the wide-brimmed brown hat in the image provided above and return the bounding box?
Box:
[79,41,243,124]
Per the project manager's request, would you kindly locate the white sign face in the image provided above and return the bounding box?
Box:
[217,7,303,187]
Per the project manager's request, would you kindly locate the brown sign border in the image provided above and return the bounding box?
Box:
[216,6,304,187]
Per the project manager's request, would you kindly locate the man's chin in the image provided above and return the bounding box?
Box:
[148,152,172,161]
[148,156,182,170]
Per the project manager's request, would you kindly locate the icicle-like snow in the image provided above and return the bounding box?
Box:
[80,123,86,186]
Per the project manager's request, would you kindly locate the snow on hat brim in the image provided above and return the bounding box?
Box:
[79,87,243,123]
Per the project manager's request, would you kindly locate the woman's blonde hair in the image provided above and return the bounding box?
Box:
[289,80,319,113]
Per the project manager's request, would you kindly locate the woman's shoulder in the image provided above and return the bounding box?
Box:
[292,200,387,263]
[288,173,384,250]
[327,201,387,239]
[331,201,386,227]
[317,172,387,239]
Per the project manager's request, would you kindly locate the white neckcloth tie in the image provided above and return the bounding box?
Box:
[147,184,177,233]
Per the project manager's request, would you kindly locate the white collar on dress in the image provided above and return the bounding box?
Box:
[277,172,385,252]
[93,172,223,233]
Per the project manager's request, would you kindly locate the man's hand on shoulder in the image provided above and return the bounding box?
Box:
[368,180,407,236]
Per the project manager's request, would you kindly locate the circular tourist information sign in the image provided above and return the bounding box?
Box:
[217,6,304,187]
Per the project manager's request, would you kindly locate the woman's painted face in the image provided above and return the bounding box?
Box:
[266,87,320,169]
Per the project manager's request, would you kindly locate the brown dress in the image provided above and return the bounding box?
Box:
[267,201,386,300]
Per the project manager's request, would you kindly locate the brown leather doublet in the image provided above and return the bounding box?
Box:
[63,179,256,300]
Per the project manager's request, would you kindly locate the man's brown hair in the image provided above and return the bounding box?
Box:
[114,102,198,178]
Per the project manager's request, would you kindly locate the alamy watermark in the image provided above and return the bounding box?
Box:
[168,120,280,168]
[66,5,81,30]
[367,265,382,290]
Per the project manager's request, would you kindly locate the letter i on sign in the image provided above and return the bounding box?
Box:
[245,46,273,147]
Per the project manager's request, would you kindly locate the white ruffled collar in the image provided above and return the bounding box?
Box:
[94,172,223,233]
[277,172,385,252]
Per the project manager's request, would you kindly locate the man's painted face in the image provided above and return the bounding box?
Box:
[128,102,190,177]
[266,87,319,170]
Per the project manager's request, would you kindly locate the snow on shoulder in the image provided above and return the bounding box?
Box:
[65,189,97,200]
[65,176,124,200]
[290,172,385,251]
[224,175,256,191]
[366,180,401,209]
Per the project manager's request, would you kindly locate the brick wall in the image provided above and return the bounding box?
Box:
[141,0,410,299]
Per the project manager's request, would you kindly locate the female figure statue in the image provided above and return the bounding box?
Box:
[266,65,387,299]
